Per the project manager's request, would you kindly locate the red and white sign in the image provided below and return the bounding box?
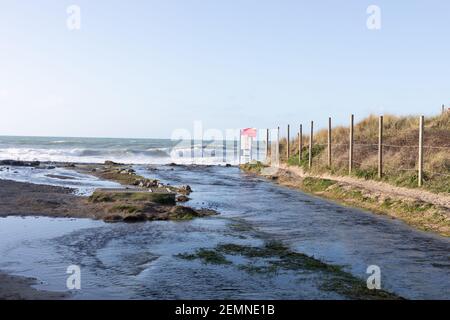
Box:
[240,128,257,164]
[241,128,257,138]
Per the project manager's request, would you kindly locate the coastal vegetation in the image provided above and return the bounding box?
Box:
[176,240,400,300]
[280,112,450,194]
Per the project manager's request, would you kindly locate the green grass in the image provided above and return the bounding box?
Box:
[89,190,175,205]
[302,177,336,193]
[109,204,141,214]
[353,168,379,180]
[240,161,268,173]
[287,145,325,170]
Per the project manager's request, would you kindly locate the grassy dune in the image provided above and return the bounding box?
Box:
[279,112,450,194]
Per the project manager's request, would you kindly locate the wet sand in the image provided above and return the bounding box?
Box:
[0,162,214,299]
[0,272,67,300]
[0,174,100,299]
[0,179,96,219]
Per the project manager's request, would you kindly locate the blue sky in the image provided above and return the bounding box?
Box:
[1,0,449,138]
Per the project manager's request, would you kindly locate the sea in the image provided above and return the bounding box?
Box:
[0,136,267,166]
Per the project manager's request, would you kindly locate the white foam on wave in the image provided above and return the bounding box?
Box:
[0,136,268,166]
[0,146,257,165]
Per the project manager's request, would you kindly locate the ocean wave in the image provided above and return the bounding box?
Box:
[0,146,248,165]
[0,137,267,165]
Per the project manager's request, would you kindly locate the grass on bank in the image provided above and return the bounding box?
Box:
[240,160,450,236]
[294,176,449,236]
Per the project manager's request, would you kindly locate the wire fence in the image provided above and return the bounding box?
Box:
[272,113,450,188]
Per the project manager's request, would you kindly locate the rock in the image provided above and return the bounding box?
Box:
[169,206,197,217]
[0,160,40,167]
[176,195,190,202]
[123,213,147,223]
[146,180,158,188]
[119,168,135,174]
[103,215,123,223]
[104,160,122,166]
[136,179,158,188]
[196,208,219,216]
[178,185,192,195]
[168,206,218,219]
[89,189,176,205]
[225,164,232,167]
[134,178,159,188]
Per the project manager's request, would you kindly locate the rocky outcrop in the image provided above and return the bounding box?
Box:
[0,160,40,167]
[176,195,190,202]
[88,189,216,223]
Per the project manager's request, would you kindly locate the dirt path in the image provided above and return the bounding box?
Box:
[278,165,450,210]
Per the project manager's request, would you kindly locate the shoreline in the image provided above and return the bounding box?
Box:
[0,160,218,222]
[0,272,68,300]
[0,160,221,299]
[241,162,450,237]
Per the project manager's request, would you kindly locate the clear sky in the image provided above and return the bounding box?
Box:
[1,0,449,138]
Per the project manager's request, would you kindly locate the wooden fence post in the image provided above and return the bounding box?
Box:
[287,124,290,159]
[256,134,260,161]
[349,114,354,174]
[378,115,383,179]
[327,117,332,167]
[266,128,269,161]
[443,104,446,115]
[223,138,227,163]
[299,124,303,165]
[238,130,241,165]
[309,121,313,169]
[277,126,280,164]
[201,137,204,158]
[418,116,424,187]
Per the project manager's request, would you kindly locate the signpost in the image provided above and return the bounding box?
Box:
[240,128,257,164]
